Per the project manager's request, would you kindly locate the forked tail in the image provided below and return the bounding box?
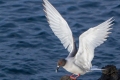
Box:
[90,65,105,71]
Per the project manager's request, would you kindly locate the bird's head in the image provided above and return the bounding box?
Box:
[56,58,67,72]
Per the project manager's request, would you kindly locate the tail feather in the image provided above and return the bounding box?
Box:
[90,66,105,71]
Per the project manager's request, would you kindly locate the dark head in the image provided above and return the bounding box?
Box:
[56,59,67,72]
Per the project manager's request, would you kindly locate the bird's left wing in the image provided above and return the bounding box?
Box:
[43,0,77,57]
[74,18,114,69]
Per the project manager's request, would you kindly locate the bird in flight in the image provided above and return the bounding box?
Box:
[43,0,114,79]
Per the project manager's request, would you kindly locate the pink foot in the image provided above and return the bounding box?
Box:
[70,74,80,80]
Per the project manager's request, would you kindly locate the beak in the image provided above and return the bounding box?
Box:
[56,66,59,73]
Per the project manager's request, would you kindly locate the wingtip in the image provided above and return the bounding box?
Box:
[42,0,45,4]
[108,17,115,23]
[104,17,115,27]
[109,17,114,20]
[42,0,48,6]
[42,0,49,4]
[42,0,46,9]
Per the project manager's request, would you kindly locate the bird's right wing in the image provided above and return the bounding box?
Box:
[74,18,114,70]
[43,0,77,57]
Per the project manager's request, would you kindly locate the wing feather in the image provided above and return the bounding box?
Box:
[43,0,77,56]
[74,18,114,69]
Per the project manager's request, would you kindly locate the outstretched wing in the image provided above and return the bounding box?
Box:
[74,18,114,69]
[43,0,77,57]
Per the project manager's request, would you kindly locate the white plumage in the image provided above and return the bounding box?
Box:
[43,0,74,53]
[43,0,114,75]
[74,18,114,73]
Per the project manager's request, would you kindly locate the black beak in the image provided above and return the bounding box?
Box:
[56,66,59,73]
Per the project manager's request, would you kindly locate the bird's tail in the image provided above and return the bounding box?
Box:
[90,65,105,71]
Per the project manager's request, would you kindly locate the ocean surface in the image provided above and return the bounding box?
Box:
[0,0,120,80]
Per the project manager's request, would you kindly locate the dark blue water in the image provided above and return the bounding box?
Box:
[0,0,120,80]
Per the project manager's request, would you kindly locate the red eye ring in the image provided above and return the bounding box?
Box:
[60,62,62,64]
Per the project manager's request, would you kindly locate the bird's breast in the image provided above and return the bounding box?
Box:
[63,61,86,75]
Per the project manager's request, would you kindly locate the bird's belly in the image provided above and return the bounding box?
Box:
[63,64,86,75]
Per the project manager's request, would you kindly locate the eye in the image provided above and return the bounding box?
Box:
[60,62,63,65]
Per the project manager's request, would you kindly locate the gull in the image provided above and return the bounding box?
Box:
[43,0,114,79]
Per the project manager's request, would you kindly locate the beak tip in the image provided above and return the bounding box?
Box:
[56,66,59,73]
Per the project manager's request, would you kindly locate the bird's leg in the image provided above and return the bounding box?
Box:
[70,74,76,80]
[70,74,80,80]
[75,74,80,79]
[70,74,74,77]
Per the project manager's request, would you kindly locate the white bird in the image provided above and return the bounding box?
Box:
[43,0,114,79]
